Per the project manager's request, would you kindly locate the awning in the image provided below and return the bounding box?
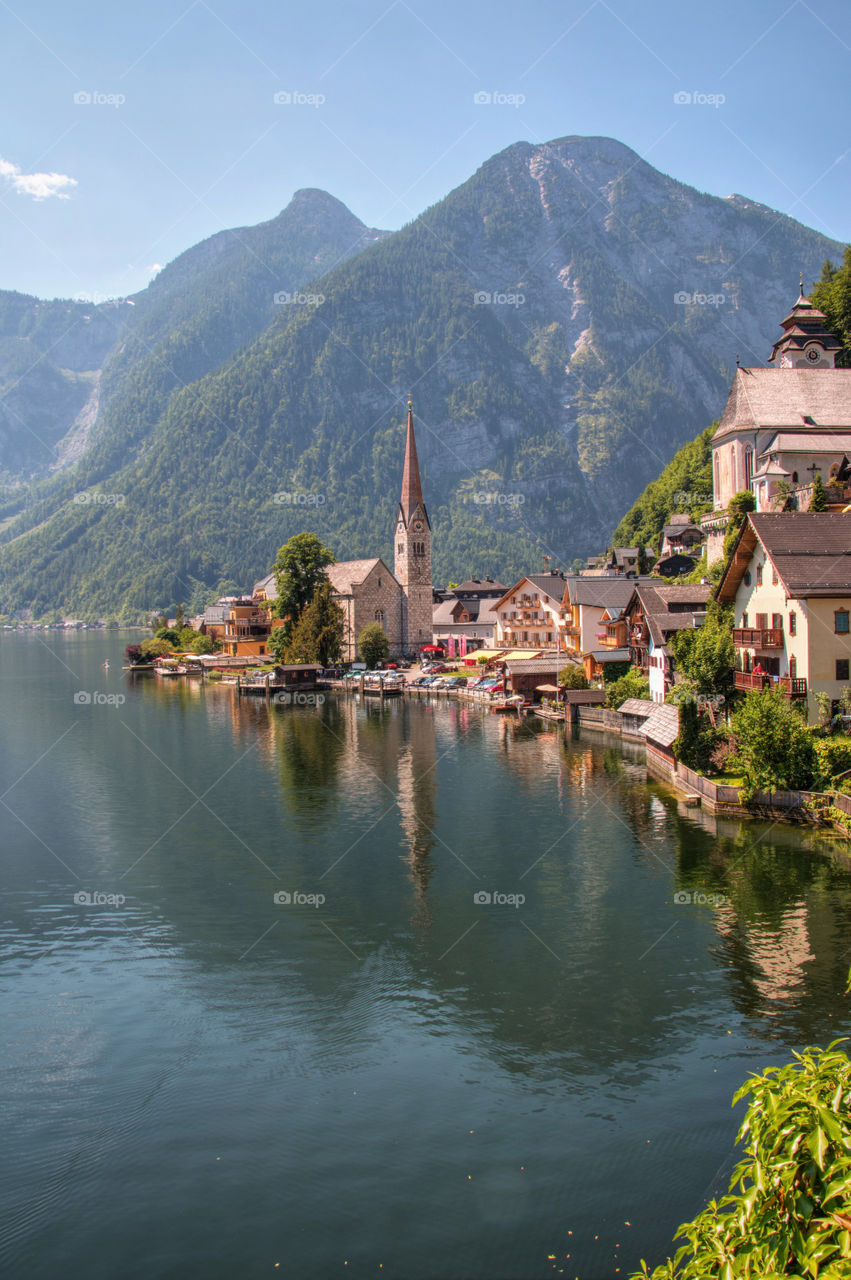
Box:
[463,648,503,662]
[500,649,544,661]
[536,683,561,693]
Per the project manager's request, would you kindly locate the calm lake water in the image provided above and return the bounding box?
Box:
[2,632,851,1280]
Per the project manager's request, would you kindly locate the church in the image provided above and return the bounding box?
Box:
[704,284,851,563]
[326,399,433,661]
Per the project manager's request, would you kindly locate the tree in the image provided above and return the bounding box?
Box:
[140,637,176,658]
[810,245,851,366]
[632,1041,851,1279]
[190,633,216,655]
[809,472,828,511]
[155,626,181,646]
[358,622,389,669]
[673,698,717,772]
[722,490,756,560]
[267,625,288,665]
[285,580,345,667]
[558,664,589,690]
[669,609,734,696]
[730,690,817,796]
[272,533,336,642]
[605,667,650,709]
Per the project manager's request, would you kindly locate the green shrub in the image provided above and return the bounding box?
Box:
[632,1041,851,1278]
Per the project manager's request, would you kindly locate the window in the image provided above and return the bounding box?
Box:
[837,659,850,681]
[789,656,796,678]
[756,614,768,630]
[792,471,798,483]
[744,446,754,490]
[772,567,778,586]
[744,571,751,586]
[772,613,782,631]
[397,543,403,555]
[756,564,763,586]
[377,578,381,588]
[835,610,850,634]
[789,612,796,635]
[741,613,748,628]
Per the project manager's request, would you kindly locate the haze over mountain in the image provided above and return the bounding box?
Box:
[0,135,843,619]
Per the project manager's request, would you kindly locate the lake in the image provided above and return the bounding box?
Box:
[2,632,850,1280]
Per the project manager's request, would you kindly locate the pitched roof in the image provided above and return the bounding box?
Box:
[564,576,639,609]
[714,368,851,440]
[504,656,573,674]
[452,577,508,595]
[640,703,680,749]
[252,572,277,596]
[325,558,387,595]
[399,401,429,526]
[618,698,654,716]
[759,431,851,454]
[716,513,851,600]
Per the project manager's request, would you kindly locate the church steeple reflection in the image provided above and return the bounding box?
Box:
[396,704,437,925]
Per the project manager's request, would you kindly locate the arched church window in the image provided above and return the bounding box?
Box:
[744,447,754,490]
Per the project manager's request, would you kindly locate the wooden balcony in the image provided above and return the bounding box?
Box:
[733,671,807,696]
[732,627,783,649]
[562,623,580,637]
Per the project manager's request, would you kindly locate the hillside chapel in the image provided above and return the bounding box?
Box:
[704,283,851,562]
[326,400,433,661]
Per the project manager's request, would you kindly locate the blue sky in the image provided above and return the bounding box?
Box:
[2,0,849,300]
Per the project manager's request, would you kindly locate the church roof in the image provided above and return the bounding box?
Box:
[758,431,851,455]
[713,368,851,439]
[770,289,843,363]
[325,558,388,596]
[399,400,429,526]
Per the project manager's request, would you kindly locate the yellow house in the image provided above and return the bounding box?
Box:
[716,512,851,719]
[221,600,278,658]
[493,572,567,651]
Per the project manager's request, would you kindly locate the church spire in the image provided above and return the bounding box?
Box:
[399,397,429,527]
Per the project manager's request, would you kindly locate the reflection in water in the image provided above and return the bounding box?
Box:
[396,703,437,925]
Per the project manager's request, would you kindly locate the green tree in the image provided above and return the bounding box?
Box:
[155,626,181,646]
[190,633,216,655]
[669,609,734,696]
[558,664,590,690]
[605,667,650,709]
[267,625,288,665]
[358,622,389,669]
[632,1041,851,1280]
[141,636,176,658]
[810,246,851,366]
[722,489,756,560]
[810,472,828,511]
[285,580,345,667]
[730,690,817,796]
[673,697,717,772]
[272,533,336,642]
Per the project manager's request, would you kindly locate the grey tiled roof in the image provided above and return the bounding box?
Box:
[714,368,851,440]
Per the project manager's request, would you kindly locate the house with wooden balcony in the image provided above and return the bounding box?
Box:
[557,575,640,676]
[221,600,280,659]
[494,572,567,651]
[622,583,713,702]
[716,512,851,718]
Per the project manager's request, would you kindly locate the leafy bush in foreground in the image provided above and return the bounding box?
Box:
[632,1041,851,1278]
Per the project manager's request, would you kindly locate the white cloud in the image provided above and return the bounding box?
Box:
[0,155,77,200]
[148,263,163,275]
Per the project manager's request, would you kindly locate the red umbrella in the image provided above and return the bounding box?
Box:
[420,644,444,652]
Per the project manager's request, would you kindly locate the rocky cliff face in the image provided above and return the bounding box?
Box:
[0,136,842,617]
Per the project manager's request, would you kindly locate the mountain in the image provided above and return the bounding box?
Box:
[0,136,844,619]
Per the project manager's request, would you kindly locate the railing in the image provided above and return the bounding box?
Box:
[732,627,783,649]
[733,671,807,696]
